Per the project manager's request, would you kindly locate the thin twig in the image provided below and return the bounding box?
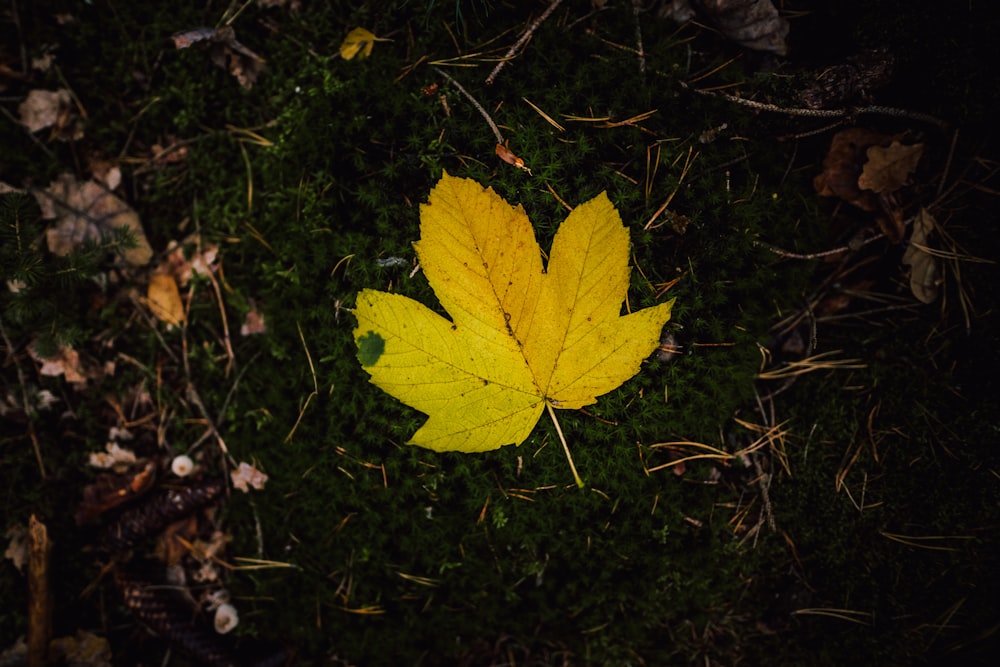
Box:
[10,0,28,75]
[181,282,230,458]
[645,147,698,230]
[216,350,262,426]
[682,82,950,130]
[203,263,235,378]
[0,314,46,477]
[746,403,778,534]
[632,0,646,75]
[127,292,179,363]
[285,322,318,443]
[936,129,959,200]
[432,65,503,144]
[753,227,888,260]
[485,0,564,86]
[0,104,57,160]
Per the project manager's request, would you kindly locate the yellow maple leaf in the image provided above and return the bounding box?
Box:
[353,174,674,457]
[338,27,384,60]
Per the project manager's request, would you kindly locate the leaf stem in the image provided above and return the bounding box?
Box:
[546,401,584,489]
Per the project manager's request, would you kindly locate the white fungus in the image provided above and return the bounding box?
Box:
[170,454,195,477]
[213,603,239,634]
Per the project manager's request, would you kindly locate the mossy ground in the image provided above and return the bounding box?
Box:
[2,1,998,665]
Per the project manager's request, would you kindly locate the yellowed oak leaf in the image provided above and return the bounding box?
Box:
[353,173,674,452]
[858,140,924,194]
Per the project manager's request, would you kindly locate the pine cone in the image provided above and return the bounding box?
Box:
[114,565,237,667]
[100,479,225,553]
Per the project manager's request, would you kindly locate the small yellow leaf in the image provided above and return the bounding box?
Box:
[339,27,379,60]
[148,273,185,326]
[353,173,674,452]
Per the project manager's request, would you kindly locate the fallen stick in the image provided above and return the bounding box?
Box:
[485,0,564,85]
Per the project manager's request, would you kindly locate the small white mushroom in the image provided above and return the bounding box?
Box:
[170,454,195,477]
[214,603,239,634]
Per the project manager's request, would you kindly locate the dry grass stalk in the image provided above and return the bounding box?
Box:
[792,607,873,625]
[756,350,865,381]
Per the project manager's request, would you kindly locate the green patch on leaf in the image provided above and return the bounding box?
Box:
[356,330,385,367]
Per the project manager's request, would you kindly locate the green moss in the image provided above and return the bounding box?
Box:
[2,1,998,665]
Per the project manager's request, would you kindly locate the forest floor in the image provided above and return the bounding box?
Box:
[2,1,999,666]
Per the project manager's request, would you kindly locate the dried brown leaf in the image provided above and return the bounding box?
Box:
[697,0,789,55]
[154,515,200,567]
[171,25,265,89]
[858,141,924,194]
[814,128,888,211]
[18,89,69,132]
[29,343,89,385]
[240,301,266,336]
[210,44,265,89]
[162,238,219,287]
[38,174,153,266]
[74,462,158,525]
[4,523,28,572]
[49,631,112,667]
[18,89,83,140]
[230,461,268,493]
[170,26,218,49]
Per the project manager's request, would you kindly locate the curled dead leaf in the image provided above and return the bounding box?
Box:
[171,25,265,89]
[902,208,940,303]
[495,141,531,174]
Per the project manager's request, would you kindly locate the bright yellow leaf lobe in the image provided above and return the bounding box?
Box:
[353,173,673,452]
